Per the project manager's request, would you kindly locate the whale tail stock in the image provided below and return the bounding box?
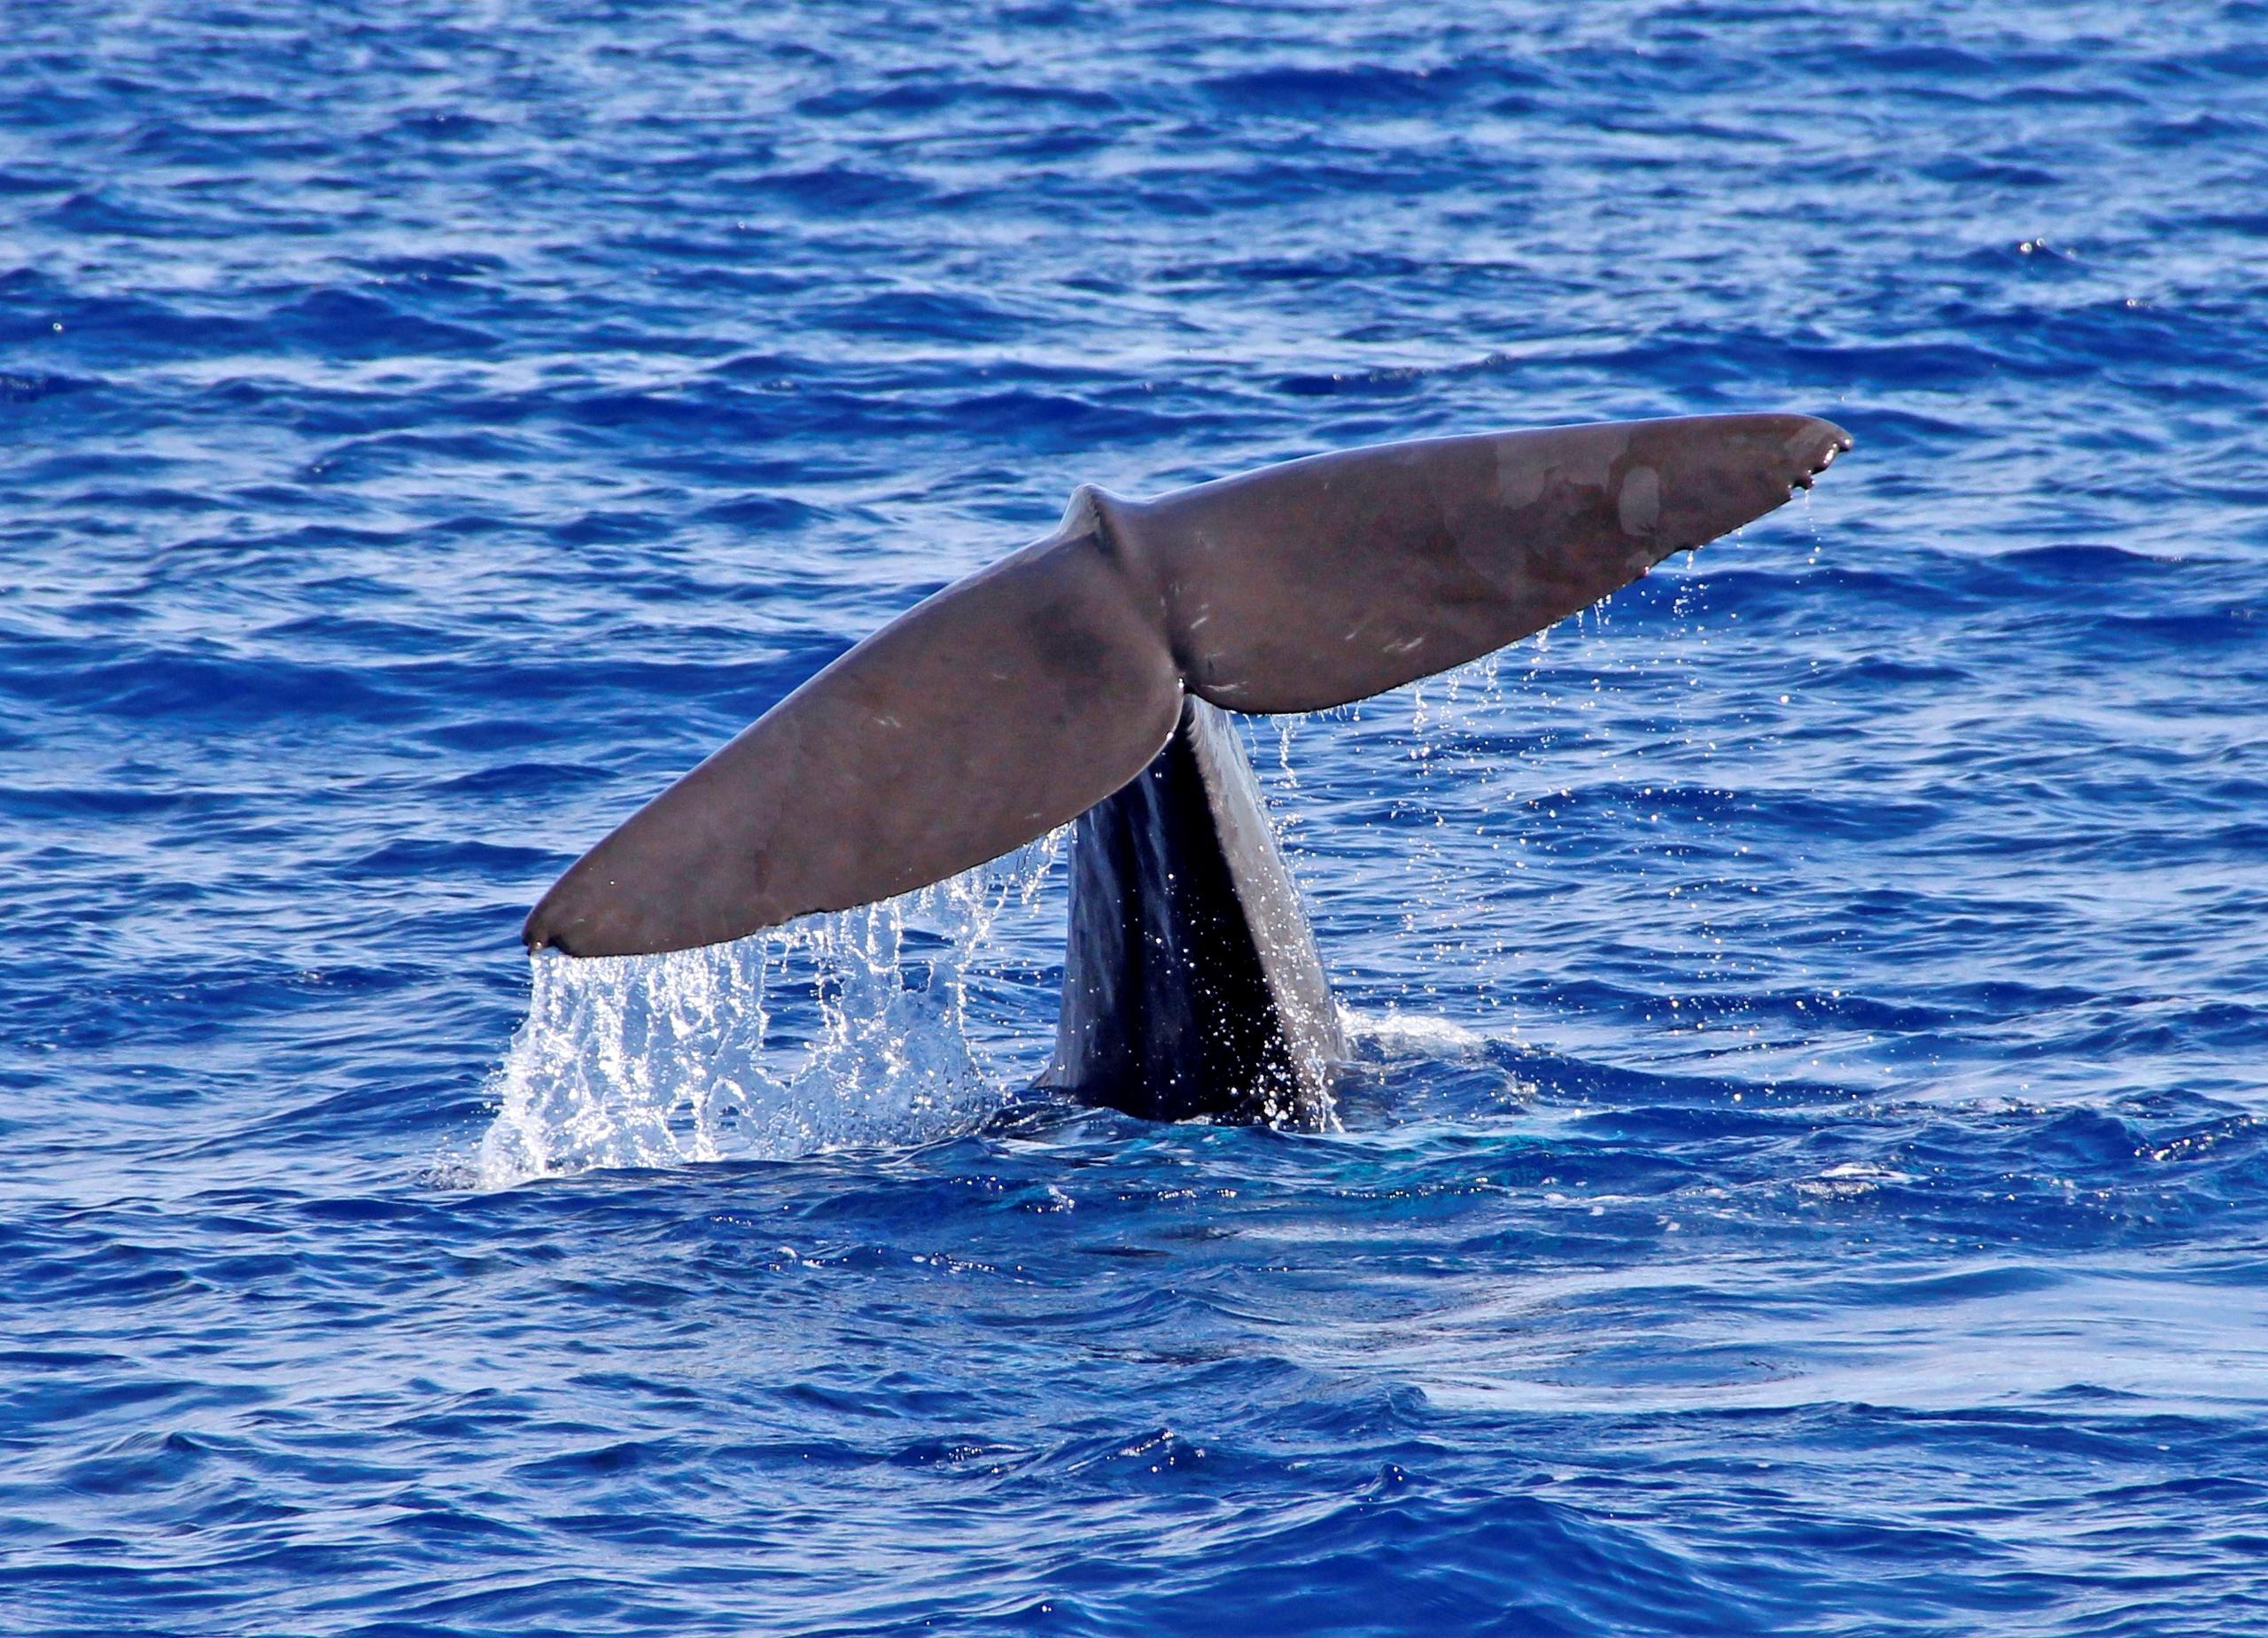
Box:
[523,413,1851,959]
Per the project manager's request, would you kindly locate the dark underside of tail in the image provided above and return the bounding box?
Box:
[1044,699,1342,1126]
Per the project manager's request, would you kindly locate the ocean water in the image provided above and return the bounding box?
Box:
[5,1,2267,1632]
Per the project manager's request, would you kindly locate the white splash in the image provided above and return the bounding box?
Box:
[1341,1005,1492,1058]
[466,840,1061,1190]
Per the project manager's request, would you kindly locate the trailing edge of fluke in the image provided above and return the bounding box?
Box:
[524,413,1852,959]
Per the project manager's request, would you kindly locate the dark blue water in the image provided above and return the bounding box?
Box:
[7,3,2267,1633]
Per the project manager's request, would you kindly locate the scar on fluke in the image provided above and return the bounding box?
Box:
[524,414,1852,1125]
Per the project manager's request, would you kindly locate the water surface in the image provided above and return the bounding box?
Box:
[5,3,2267,1633]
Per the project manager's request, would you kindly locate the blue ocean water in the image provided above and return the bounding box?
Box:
[6,0,2267,1631]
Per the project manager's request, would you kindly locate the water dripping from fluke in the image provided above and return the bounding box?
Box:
[455,842,1063,1190]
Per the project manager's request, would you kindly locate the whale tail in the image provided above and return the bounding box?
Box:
[1044,695,1344,1125]
[524,414,1851,958]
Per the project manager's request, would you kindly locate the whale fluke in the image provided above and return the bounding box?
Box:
[525,413,1849,958]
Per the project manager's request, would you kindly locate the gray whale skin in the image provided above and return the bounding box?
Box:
[524,414,1851,1126]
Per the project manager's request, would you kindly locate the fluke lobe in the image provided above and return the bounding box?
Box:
[524,414,1851,1124]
